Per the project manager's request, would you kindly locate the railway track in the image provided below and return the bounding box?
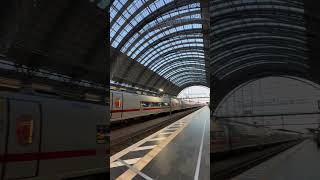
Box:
[110,107,201,155]
[211,139,303,180]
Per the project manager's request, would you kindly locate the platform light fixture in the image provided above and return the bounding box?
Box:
[159,88,164,92]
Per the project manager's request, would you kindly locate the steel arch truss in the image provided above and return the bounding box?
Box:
[210,0,313,111]
[110,0,209,92]
[210,0,308,82]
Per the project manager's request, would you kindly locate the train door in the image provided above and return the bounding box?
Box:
[3,99,41,179]
[111,92,123,120]
[0,97,8,179]
[317,131,320,146]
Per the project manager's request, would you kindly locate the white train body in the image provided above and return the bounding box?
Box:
[110,90,201,122]
[0,91,107,180]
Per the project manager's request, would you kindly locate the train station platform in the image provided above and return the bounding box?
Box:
[110,106,210,180]
[234,139,320,180]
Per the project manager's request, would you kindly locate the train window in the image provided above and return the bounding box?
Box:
[213,131,225,138]
[114,98,121,108]
[151,102,161,107]
[141,101,150,107]
[162,102,169,107]
[16,115,34,145]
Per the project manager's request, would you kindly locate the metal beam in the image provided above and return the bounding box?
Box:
[153,58,205,73]
[123,19,205,56]
[139,41,204,65]
[133,33,203,61]
[215,112,320,119]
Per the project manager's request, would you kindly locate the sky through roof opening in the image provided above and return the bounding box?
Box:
[178,86,210,104]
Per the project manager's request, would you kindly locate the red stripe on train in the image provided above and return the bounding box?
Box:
[111,107,167,113]
[212,140,226,144]
[143,107,162,110]
[111,109,140,113]
[0,149,96,162]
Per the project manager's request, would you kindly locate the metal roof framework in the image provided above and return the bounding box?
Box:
[110,0,210,95]
[210,0,317,110]
[0,0,109,101]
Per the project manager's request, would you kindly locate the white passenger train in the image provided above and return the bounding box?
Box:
[0,89,200,179]
[110,90,201,122]
[211,120,303,153]
[0,90,107,180]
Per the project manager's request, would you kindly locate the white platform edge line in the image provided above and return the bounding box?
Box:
[110,107,205,163]
[194,111,208,180]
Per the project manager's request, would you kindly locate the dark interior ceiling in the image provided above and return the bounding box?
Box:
[210,0,320,111]
[0,0,108,89]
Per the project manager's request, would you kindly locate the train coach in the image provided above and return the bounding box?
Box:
[0,90,107,180]
[110,90,201,122]
[211,119,302,153]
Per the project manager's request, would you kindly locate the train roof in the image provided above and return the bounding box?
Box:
[110,89,177,99]
[274,128,304,134]
[0,89,106,105]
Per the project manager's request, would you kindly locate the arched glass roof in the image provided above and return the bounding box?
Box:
[210,0,308,81]
[209,0,314,112]
[110,0,209,88]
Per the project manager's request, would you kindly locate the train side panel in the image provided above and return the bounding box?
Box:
[110,90,201,122]
[110,92,123,122]
[38,100,106,177]
[160,97,171,113]
[112,91,173,121]
[139,95,163,116]
[3,99,42,179]
[121,93,142,120]
[0,92,107,179]
[171,98,180,112]
[211,119,302,154]
[0,97,8,179]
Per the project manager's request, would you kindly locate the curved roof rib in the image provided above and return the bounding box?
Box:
[211,0,307,81]
[210,0,309,109]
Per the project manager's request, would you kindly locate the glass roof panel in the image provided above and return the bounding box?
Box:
[110,0,207,87]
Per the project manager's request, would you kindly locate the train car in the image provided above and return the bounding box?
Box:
[110,90,200,122]
[211,120,229,153]
[317,131,320,146]
[211,119,301,154]
[181,100,198,110]
[0,91,107,180]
